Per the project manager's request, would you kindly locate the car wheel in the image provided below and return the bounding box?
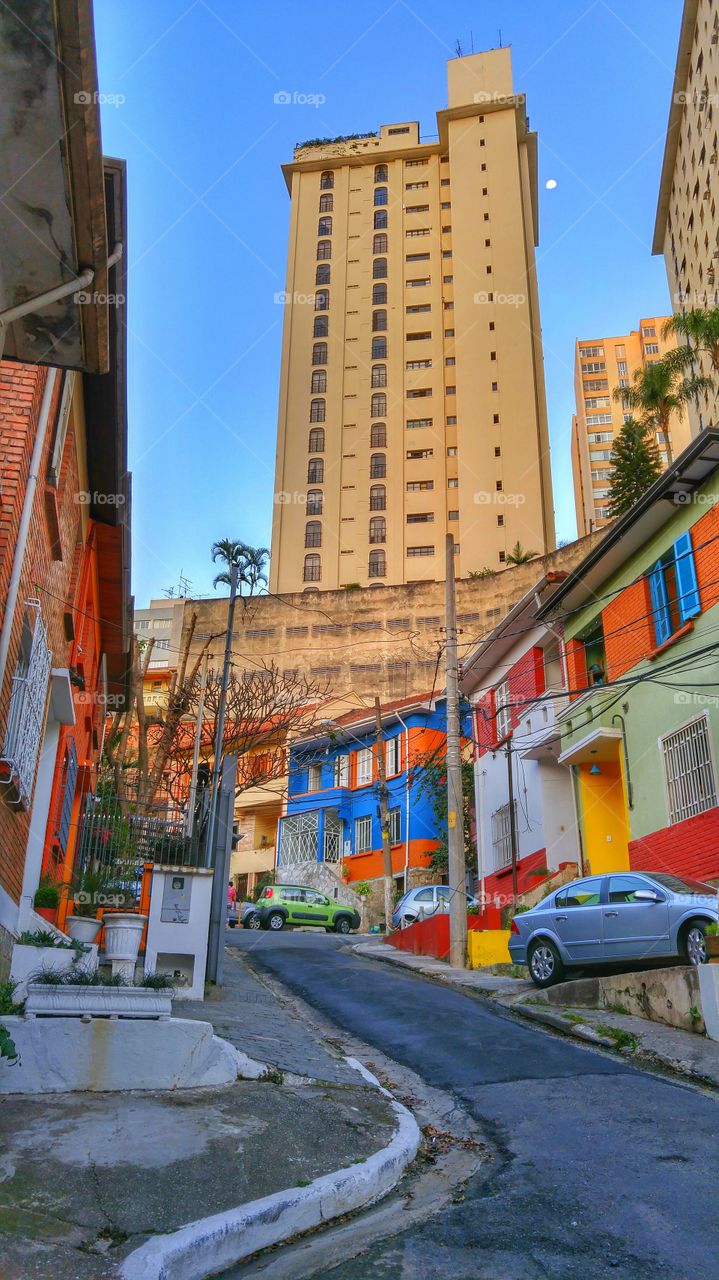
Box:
[334,917,351,934]
[528,939,565,988]
[228,921,236,928]
[247,915,262,930]
[267,911,285,931]
[682,920,708,966]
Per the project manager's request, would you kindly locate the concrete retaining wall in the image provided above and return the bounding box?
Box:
[0,1017,265,1093]
[541,965,703,1033]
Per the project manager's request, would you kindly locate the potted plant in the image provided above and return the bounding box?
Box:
[65,862,126,945]
[33,880,60,925]
[341,863,351,884]
[705,921,719,963]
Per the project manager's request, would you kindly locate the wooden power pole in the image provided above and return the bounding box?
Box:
[444,534,468,968]
[374,696,394,933]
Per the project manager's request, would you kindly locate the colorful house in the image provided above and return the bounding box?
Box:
[278,695,451,898]
[462,575,580,905]
[537,429,719,884]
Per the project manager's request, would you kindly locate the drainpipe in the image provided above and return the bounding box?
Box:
[0,367,59,697]
[394,711,411,894]
[611,712,634,809]
[0,244,123,336]
[472,734,486,910]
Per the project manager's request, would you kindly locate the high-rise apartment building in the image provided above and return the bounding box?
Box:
[653,0,719,434]
[270,48,555,594]
[571,318,690,535]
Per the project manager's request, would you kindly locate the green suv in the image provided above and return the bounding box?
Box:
[255,884,361,934]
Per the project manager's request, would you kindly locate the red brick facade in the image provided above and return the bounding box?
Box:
[476,645,545,754]
[603,579,653,682]
[629,806,719,884]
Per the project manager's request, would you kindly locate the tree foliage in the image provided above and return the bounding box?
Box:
[613,356,714,462]
[412,743,476,873]
[606,417,663,517]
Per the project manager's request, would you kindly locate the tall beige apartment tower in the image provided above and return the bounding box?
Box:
[653,0,719,435]
[571,318,691,536]
[270,48,555,594]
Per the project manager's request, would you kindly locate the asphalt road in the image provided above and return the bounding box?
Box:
[228,930,719,1280]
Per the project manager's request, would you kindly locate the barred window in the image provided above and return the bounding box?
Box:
[662,717,718,824]
[355,814,372,850]
[370,484,386,510]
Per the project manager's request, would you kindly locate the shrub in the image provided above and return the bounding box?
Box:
[140,971,175,991]
[33,882,60,909]
[0,980,23,1015]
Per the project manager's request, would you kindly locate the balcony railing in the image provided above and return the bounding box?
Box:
[76,794,204,868]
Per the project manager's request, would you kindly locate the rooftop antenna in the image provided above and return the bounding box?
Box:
[470,28,474,53]
[455,38,463,57]
[498,28,503,47]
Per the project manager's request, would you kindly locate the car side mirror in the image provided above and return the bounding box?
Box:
[634,889,661,903]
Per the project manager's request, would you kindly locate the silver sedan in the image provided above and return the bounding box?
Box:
[509,871,719,988]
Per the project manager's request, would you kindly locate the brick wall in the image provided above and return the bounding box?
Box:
[692,499,719,615]
[629,806,719,883]
[0,363,90,906]
[603,579,653,681]
[565,637,586,698]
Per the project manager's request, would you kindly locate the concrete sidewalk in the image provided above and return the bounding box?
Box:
[354,940,719,1089]
[0,950,400,1280]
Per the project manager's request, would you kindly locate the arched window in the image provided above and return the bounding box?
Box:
[370,453,386,478]
[320,171,334,190]
[373,233,388,254]
[372,283,387,305]
[319,193,333,212]
[304,553,321,582]
[369,550,387,578]
[374,209,388,229]
[314,289,329,311]
[370,485,386,511]
[371,422,386,447]
[313,315,328,337]
[371,365,387,388]
[374,164,388,182]
[371,392,387,417]
[308,458,324,483]
[305,521,322,548]
[369,516,386,544]
[310,398,326,422]
[317,240,332,260]
[308,426,325,452]
[374,187,388,207]
[318,216,332,235]
[312,342,328,365]
[307,489,323,515]
[310,370,326,394]
[372,310,387,332]
[371,337,387,359]
[315,263,330,285]
[372,257,387,279]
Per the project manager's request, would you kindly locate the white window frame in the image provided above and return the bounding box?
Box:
[491,800,518,870]
[307,763,323,792]
[0,600,51,809]
[356,747,373,786]
[333,753,349,788]
[388,808,401,844]
[355,814,372,852]
[495,678,511,740]
[385,736,401,775]
[48,371,75,488]
[661,714,718,824]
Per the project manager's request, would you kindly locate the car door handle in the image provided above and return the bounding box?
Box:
[604,911,619,917]
[555,915,568,922]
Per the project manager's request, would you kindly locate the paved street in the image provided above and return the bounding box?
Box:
[228,930,719,1280]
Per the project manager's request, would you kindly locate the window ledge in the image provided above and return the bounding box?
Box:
[648,619,694,661]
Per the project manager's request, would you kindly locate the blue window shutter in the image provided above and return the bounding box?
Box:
[649,561,672,645]
[674,530,701,623]
[57,739,78,854]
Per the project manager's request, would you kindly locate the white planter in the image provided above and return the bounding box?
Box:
[102,913,147,961]
[10,943,98,1000]
[25,982,172,1020]
[66,916,103,945]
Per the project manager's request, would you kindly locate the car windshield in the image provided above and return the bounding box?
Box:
[649,873,717,896]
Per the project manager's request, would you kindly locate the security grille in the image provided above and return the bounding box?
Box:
[0,600,51,809]
[278,811,319,865]
[323,811,343,863]
[662,717,718,824]
[355,814,372,852]
[491,800,518,870]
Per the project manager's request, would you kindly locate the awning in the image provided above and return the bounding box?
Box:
[558,727,622,767]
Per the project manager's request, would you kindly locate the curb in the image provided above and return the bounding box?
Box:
[119,1060,421,1280]
[512,1003,616,1047]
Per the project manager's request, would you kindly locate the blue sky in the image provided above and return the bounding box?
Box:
[93,0,683,604]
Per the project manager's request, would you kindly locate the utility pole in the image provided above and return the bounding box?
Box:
[506,740,519,902]
[186,650,208,837]
[444,534,467,968]
[205,564,239,867]
[374,696,394,933]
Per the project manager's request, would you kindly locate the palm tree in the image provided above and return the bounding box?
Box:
[663,306,719,380]
[613,359,713,463]
[211,540,269,597]
[505,542,537,566]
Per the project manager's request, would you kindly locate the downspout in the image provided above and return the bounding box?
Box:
[472,726,486,909]
[394,711,411,894]
[0,367,59,695]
